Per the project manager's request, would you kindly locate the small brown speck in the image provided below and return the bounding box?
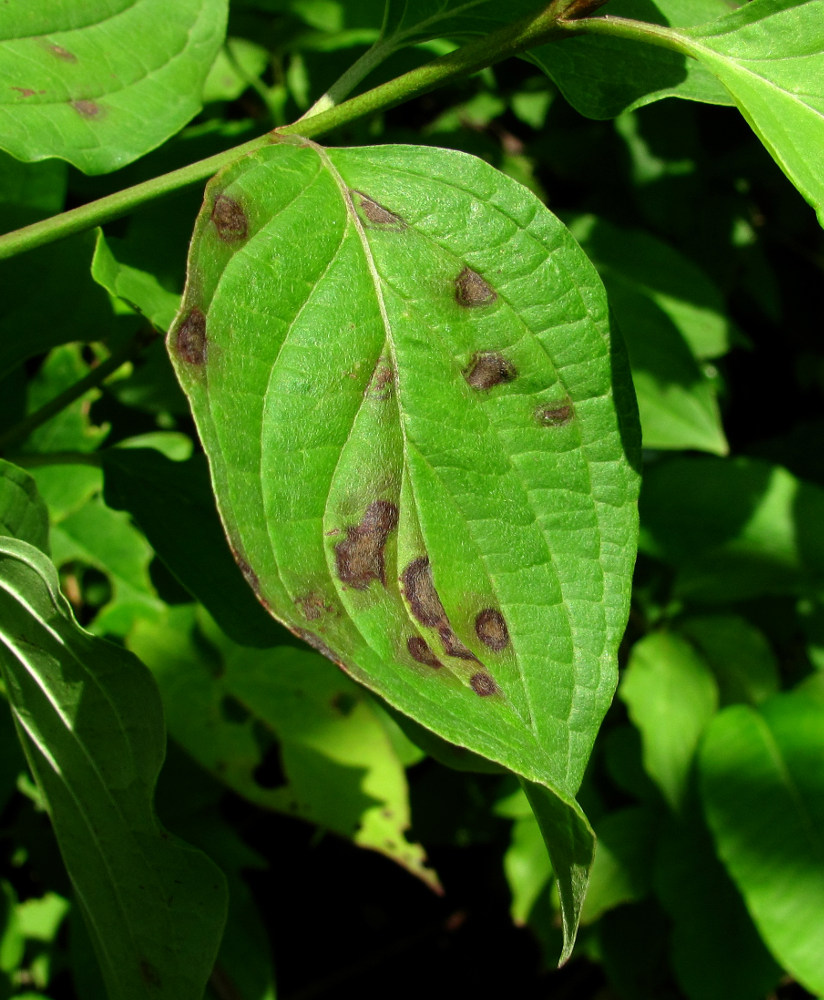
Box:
[211,194,248,242]
[49,44,77,62]
[475,608,510,651]
[71,99,103,119]
[353,190,406,230]
[175,308,207,366]
[455,266,496,307]
[464,352,516,391]
[470,672,498,697]
[536,401,574,426]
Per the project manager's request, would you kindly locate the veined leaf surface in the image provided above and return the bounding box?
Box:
[0,0,227,174]
[168,140,639,803]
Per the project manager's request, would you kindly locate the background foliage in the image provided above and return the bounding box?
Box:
[0,0,823,998]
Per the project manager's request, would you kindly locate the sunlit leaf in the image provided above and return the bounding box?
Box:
[167,138,640,957]
[700,692,824,995]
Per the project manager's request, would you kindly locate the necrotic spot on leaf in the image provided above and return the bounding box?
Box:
[48,44,76,61]
[536,401,574,426]
[353,190,406,230]
[455,266,497,307]
[211,194,248,242]
[335,500,399,589]
[474,608,510,651]
[295,592,331,621]
[402,557,447,628]
[407,636,443,668]
[470,672,498,697]
[464,352,517,391]
[175,308,207,365]
[139,960,161,988]
[438,626,478,661]
[71,99,103,119]
[367,359,394,400]
[402,559,478,660]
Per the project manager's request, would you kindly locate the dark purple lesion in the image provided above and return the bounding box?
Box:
[401,557,479,662]
[211,194,249,243]
[174,308,207,366]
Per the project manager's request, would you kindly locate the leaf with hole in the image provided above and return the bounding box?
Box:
[167,138,640,957]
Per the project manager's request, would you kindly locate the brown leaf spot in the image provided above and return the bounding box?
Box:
[475,608,510,651]
[335,500,399,589]
[175,308,207,365]
[402,558,479,661]
[367,359,394,400]
[402,557,447,628]
[48,44,77,62]
[464,352,516,391]
[211,194,248,242]
[11,87,38,97]
[295,592,332,621]
[71,99,103,119]
[455,266,496,307]
[438,625,478,661]
[139,959,161,988]
[407,636,443,668]
[536,401,574,426]
[470,672,498,697]
[353,190,406,230]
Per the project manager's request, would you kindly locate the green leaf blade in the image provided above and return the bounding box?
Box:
[700,693,824,994]
[0,0,228,174]
[0,537,227,1000]
[169,140,640,802]
[683,0,824,224]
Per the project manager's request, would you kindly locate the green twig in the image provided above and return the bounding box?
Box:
[0,2,571,262]
[0,328,157,454]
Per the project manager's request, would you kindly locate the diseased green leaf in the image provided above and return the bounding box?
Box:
[0,459,49,553]
[700,692,824,995]
[0,536,227,1000]
[619,631,718,811]
[168,139,640,959]
[0,0,229,174]
[129,604,439,891]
